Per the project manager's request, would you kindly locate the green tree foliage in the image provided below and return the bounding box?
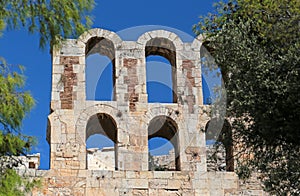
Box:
[0,0,95,48]
[0,0,94,194]
[0,61,36,195]
[194,0,300,194]
[0,168,40,196]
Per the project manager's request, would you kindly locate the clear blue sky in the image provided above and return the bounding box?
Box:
[0,1,219,169]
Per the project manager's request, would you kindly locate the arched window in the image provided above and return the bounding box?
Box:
[86,37,116,101]
[86,113,118,170]
[205,119,234,172]
[145,38,177,103]
[148,116,180,170]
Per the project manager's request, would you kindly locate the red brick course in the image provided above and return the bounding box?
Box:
[59,56,79,109]
[124,59,139,112]
[183,60,196,113]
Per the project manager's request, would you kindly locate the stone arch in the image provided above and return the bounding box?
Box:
[137,30,183,50]
[148,115,180,171]
[86,113,118,170]
[143,106,182,126]
[75,104,121,144]
[86,113,117,143]
[144,106,182,171]
[191,34,204,52]
[78,28,122,47]
[75,104,122,170]
[142,33,180,103]
[77,29,122,101]
[145,38,176,66]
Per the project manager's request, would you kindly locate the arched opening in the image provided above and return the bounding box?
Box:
[205,119,234,172]
[148,137,176,171]
[146,55,173,103]
[86,37,116,101]
[86,113,118,170]
[148,116,180,171]
[145,38,177,103]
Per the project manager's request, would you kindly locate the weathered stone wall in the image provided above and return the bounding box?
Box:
[41,28,268,195]
[31,170,268,196]
[48,28,208,172]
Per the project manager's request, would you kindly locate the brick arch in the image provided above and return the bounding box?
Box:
[75,104,121,145]
[137,30,183,50]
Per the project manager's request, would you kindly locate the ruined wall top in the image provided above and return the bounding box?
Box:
[53,28,204,56]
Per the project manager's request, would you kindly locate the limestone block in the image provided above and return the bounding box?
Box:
[120,41,141,50]
[50,100,61,110]
[181,189,195,196]
[167,179,182,189]
[53,64,64,74]
[52,55,60,65]
[195,189,209,196]
[153,171,173,179]
[156,30,171,38]
[149,179,168,189]
[210,189,225,196]
[191,36,203,52]
[192,179,209,189]
[168,32,178,44]
[60,42,85,56]
[138,171,151,179]
[137,32,152,45]
[86,188,118,196]
[122,179,148,189]
[113,171,125,178]
[131,189,148,196]
[125,171,139,179]
[208,177,222,190]
[100,178,122,189]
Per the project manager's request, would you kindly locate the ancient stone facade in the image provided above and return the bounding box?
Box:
[35,28,268,195]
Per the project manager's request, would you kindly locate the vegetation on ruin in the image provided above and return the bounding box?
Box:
[0,0,94,195]
[194,0,300,194]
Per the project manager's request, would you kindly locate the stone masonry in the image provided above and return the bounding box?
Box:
[32,28,269,195]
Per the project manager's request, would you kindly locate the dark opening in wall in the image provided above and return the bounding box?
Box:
[86,113,118,170]
[145,38,177,103]
[86,37,116,101]
[205,119,234,172]
[29,161,35,169]
[148,115,180,171]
